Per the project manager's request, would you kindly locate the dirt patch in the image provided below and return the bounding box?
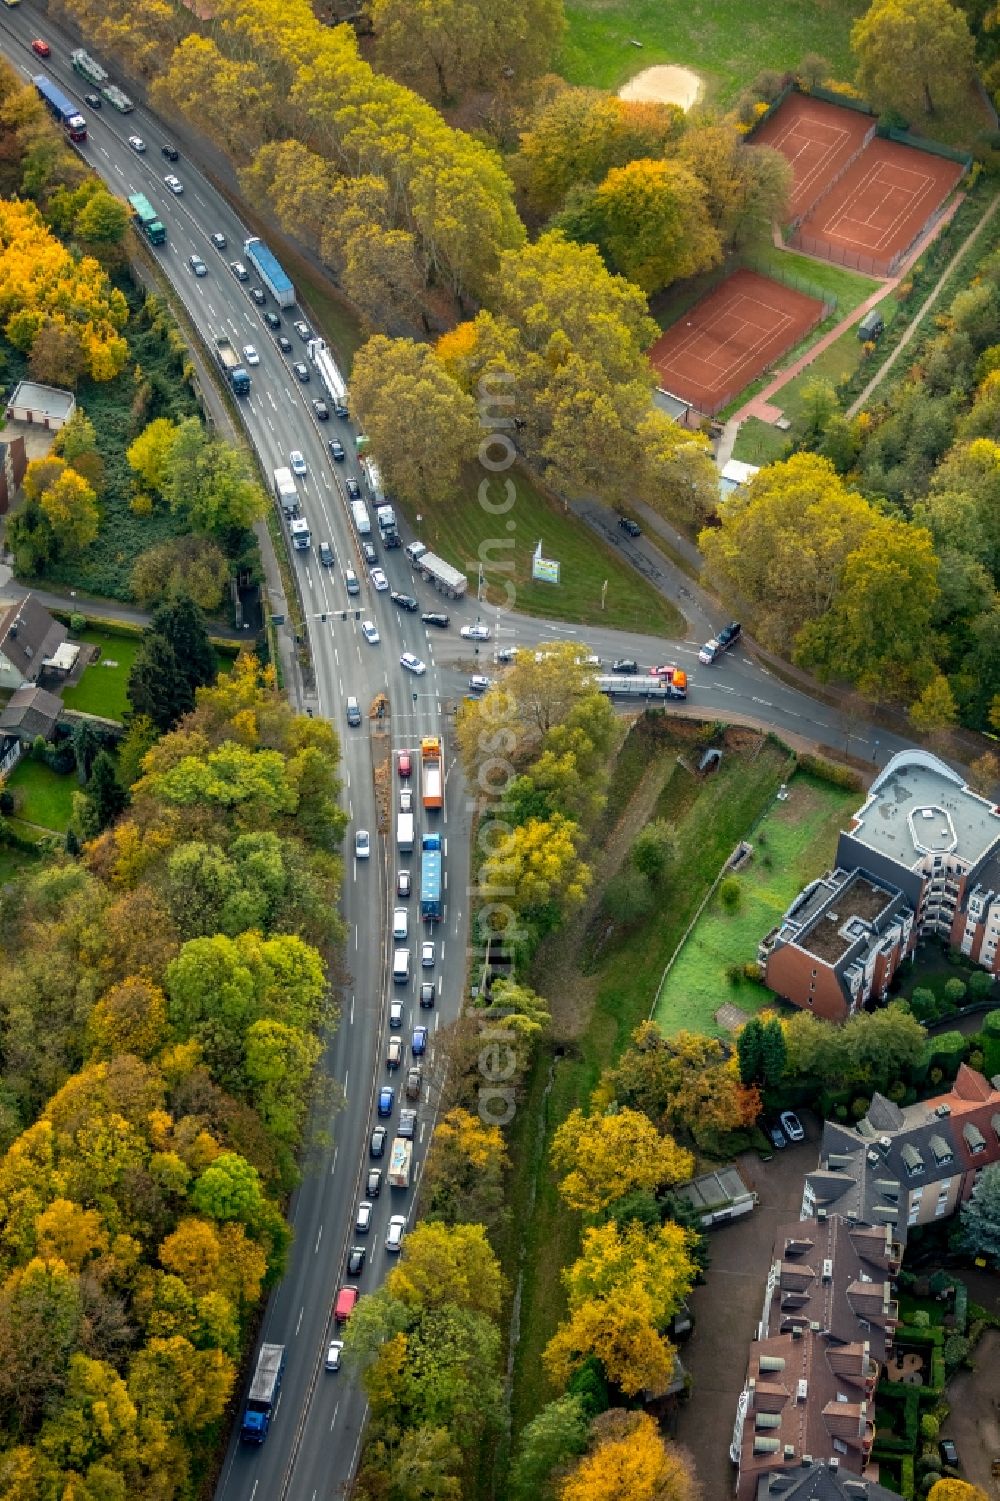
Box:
[619,64,703,111]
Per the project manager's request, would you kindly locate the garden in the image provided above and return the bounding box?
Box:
[60,624,141,724]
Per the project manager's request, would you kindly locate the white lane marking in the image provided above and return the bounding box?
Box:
[295,1306,304,1335]
[314,1225,323,1254]
[350,995,355,1024]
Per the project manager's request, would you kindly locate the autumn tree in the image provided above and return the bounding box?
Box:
[635,410,719,527]
[852,0,974,117]
[608,1024,760,1147]
[479,813,590,937]
[510,1395,589,1501]
[422,1106,510,1230]
[559,1410,701,1501]
[89,976,169,1059]
[927,1483,989,1501]
[563,158,721,295]
[909,673,959,733]
[676,123,791,245]
[350,336,479,507]
[371,0,563,103]
[28,320,85,387]
[551,1108,693,1214]
[131,535,230,613]
[388,1221,504,1318]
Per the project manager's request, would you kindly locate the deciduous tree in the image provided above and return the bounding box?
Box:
[37,466,99,553]
[387,1221,504,1318]
[852,0,974,117]
[909,673,959,733]
[551,1108,693,1214]
[578,158,722,294]
[559,1409,700,1501]
[510,1395,589,1501]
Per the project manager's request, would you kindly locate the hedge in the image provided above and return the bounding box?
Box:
[795,752,864,792]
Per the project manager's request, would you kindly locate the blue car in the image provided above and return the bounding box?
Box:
[378,1085,395,1117]
[412,1026,427,1057]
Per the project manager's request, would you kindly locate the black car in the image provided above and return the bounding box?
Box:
[392,592,419,612]
[84,92,102,109]
[346,1246,366,1276]
[161,143,179,161]
[718,620,742,650]
[313,399,329,420]
[612,658,638,674]
[319,542,334,568]
[419,981,435,1008]
[249,287,266,306]
[422,612,450,628]
[370,1125,386,1158]
[618,515,641,537]
[263,309,281,329]
[361,542,378,566]
[293,361,310,381]
[329,439,345,462]
[276,335,292,353]
[366,1167,382,1197]
[210,231,227,251]
[345,477,361,501]
[939,1440,959,1468]
[768,1122,787,1151]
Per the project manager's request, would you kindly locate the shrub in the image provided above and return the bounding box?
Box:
[912,1309,931,1330]
[968,970,995,1000]
[942,978,967,1005]
[850,1096,870,1119]
[919,1413,939,1441]
[742,961,765,985]
[69,611,86,633]
[796,753,864,790]
[910,987,940,1023]
[719,875,742,912]
[0,790,13,815]
[943,1333,969,1370]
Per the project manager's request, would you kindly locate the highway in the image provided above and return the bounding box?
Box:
[0,19,917,1500]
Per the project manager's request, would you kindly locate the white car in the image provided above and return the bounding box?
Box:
[469,675,492,693]
[461,623,491,641]
[393,908,409,941]
[389,999,403,1028]
[421,940,435,968]
[400,653,426,675]
[354,829,370,860]
[289,450,307,476]
[371,567,388,592]
[385,1214,406,1253]
[356,1201,373,1233]
[361,619,380,646]
[780,1110,805,1143]
[128,135,146,153]
[325,1340,343,1372]
[242,344,260,367]
[399,788,413,814]
[386,1035,403,1069]
[163,174,183,194]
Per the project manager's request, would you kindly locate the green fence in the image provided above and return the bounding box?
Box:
[806,83,876,117]
[875,123,972,168]
[742,251,839,314]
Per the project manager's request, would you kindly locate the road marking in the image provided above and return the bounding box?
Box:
[751,697,773,707]
[343,1069,348,1096]
[350,995,355,1025]
[444,837,448,857]
[331,1146,338,1175]
[295,1306,304,1335]
[250,1483,258,1501]
[330,1403,339,1432]
[314,1225,323,1254]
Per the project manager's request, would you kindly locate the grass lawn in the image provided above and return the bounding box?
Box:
[504,722,795,1443]
[655,773,857,1034]
[749,245,880,315]
[558,0,863,100]
[0,845,42,882]
[732,417,790,466]
[403,465,685,637]
[6,760,77,832]
[61,630,141,723]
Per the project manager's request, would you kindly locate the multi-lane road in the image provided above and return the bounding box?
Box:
[0,17,921,1499]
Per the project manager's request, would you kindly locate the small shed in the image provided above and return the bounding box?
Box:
[858,308,884,342]
[6,380,76,431]
[719,459,759,498]
[676,1165,757,1228]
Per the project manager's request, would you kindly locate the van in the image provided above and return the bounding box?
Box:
[397,813,414,852]
[392,908,408,941]
[346,697,362,727]
[334,1285,358,1322]
[393,948,410,984]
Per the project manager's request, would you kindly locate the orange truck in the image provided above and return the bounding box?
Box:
[421,736,443,811]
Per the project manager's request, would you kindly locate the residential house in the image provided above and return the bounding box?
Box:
[760,750,1000,1019]
[0,595,72,692]
[0,683,63,744]
[755,1460,904,1499]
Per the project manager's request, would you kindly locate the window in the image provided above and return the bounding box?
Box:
[833,1439,849,1456]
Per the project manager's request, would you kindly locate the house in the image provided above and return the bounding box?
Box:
[0,435,27,515]
[760,749,1000,1019]
[0,683,63,743]
[732,1212,900,1499]
[0,595,72,691]
[5,380,76,431]
[755,1461,903,1499]
[802,1065,1000,1244]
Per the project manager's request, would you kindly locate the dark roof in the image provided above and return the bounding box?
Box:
[0,595,67,684]
[756,1460,902,1499]
[0,683,63,740]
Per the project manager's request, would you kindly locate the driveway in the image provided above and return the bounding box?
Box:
[941,1328,1000,1494]
[672,1123,817,1498]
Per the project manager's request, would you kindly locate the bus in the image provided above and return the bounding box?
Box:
[128,193,166,246]
[70,49,109,87]
[33,75,87,143]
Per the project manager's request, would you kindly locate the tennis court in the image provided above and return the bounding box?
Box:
[793,138,964,275]
[648,269,825,415]
[753,93,874,221]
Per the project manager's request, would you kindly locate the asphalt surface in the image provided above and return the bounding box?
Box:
[0,20,918,1501]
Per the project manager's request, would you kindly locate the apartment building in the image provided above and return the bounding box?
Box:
[760,750,1000,1020]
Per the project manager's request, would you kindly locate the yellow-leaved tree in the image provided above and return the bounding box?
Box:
[551,1107,693,1214]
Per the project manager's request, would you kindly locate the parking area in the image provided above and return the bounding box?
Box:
[672,1121,817,1498]
[941,1328,1000,1494]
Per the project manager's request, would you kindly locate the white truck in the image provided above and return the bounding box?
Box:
[273,466,299,518]
[350,498,371,537]
[406,541,468,599]
[376,503,400,549]
[396,812,414,852]
[290,517,311,551]
[387,1136,412,1189]
[361,456,386,506]
[307,340,349,416]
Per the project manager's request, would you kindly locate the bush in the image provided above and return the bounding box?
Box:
[719,875,743,912]
[0,790,13,815]
[850,1096,870,1119]
[968,970,995,1001]
[69,611,86,633]
[910,986,940,1023]
[919,1413,939,1441]
[926,1031,967,1078]
[942,978,967,1006]
[912,1309,931,1330]
[943,1333,969,1370]
[796,752,864,791]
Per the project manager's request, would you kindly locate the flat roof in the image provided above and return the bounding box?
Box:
[798,872,897,965]
[850,749,1000,872]
[8,380,75,419]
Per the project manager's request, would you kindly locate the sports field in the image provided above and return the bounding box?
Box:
[753,93,873,221]
[648,268,824,414]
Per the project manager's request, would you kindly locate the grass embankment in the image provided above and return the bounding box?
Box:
[558,0,861,99]
[405,465,685,637]
[654,773,856,1031]
[502,719,794,1445]
[61,629,141,723]
[6,760,77,833]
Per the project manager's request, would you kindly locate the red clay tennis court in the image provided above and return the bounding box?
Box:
[793,138,964,275]
[753,93,875,221]
[649,269,825,416]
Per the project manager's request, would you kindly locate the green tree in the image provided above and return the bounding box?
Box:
[909,674,959,733]
[852,0,975,117]
[510,1394,589,1501]
[760,1018,787,1085]
[80,752,128,837]
[73,187,130,245]
[570,158,722,294]
[190,1153,265,1226]
[127,632,194,732]
[390,1425,464,1501]
[959,1160,1000,1264]
[737,1017,764,1085]
[150,595,216,700]
[0,1257,84,1430]
[632,820,677,885]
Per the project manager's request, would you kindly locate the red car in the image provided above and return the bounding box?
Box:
[398,751,412,779]
[31,39,51,57]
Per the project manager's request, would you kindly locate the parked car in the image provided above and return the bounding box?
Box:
[618,515,641,537]
[354,828,370,858]
[397,870,411,898]
[768,1122,787,1151]
[939,1439,959,1468]
[779,1110,805,1143]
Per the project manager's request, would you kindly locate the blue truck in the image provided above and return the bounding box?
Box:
[420,833,442,923]
[33,75,87,142]
[243,237,295,309]
[241,1343,285,1444]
